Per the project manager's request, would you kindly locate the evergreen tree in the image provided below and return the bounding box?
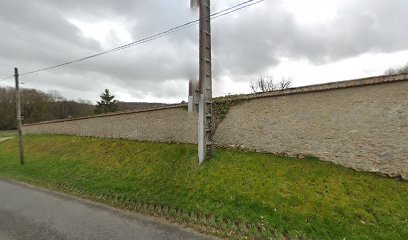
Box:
[94,89,119,114]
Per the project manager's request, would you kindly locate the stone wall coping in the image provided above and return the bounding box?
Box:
[23,104,188,126]
[23,73,408,127]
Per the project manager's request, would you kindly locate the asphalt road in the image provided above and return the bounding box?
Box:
[0,180,216,240]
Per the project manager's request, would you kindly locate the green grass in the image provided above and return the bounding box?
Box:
[0,134,407,239]
[0,130,17,137]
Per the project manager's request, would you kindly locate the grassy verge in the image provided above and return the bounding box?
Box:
[0,130,17,137]
[0,134,407,239]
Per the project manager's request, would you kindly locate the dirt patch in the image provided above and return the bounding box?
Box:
[0,137,14,143]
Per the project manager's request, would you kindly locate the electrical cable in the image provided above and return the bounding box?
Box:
[0,0,264,81]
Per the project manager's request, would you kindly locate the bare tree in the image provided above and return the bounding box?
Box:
[250,75,292,93]
[47,90,65,102]
[278,77,292,90]
[0,87,95,130]
[384,62,408,75]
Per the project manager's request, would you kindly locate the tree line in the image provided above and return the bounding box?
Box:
[0,87,167,131]
[0,87,94,130]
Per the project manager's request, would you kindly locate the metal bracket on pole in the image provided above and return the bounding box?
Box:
[188,80,194,112]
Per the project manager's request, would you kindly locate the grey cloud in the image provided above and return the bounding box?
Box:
[0,0,100,76]
[0,0,99,49]
[1,0,407,102]
[213,0,408,75]
[281,0,408,63]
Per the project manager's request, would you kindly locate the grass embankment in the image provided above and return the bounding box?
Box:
[0,130,17,137]
[0,135,407,239]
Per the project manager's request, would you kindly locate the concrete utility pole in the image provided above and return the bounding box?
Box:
[194,0,213,164]
[14,68,25,165]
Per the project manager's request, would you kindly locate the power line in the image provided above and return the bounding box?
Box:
[0,76,13,82]
[211,0,264,20]
[0,0,264,81]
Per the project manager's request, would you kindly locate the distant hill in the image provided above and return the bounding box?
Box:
[117,102,167,111]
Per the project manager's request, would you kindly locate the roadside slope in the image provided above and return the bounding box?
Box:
[0,135,407,239]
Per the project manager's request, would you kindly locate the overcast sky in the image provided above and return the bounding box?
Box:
[0,0,407,103]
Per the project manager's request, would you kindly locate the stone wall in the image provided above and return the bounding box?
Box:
[214,77,408,179]
[24,106,198,144]
[24,74,408,179]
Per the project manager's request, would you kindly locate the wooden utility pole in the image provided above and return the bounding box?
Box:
[197,0,212,164]
[14,67,24,165]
